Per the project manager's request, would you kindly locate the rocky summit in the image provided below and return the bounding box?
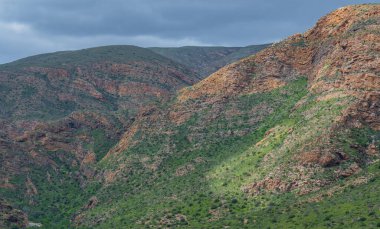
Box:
[1,4,380,229]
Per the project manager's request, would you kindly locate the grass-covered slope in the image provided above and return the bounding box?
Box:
[74,77,311,228]
[73,4,380,228]
[149,44,270,78]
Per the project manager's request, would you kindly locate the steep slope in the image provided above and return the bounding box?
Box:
[149,44,270,77]
[75,4,380,228]
[0,45,200,227]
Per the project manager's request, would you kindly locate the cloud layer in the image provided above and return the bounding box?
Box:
[0,0,374,63]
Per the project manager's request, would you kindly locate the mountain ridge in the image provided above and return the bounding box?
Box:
[149,44,270,77]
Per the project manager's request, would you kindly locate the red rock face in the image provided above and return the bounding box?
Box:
[76,61,198,100]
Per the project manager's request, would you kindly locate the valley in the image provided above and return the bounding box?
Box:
[0,3,379,229]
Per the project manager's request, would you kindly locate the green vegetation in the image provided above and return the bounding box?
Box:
[21,85,37,98]
[249,160,380,229]
[91,129,118,160]
[291,39,307,47]
[349,18,379,32]
[0,151,87,228]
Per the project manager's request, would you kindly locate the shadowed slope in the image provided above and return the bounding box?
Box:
[149,44,270,77]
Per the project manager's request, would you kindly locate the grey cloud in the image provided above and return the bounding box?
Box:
[0,0,376,63]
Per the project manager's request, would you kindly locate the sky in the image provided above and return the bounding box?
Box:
[0,0,377,63]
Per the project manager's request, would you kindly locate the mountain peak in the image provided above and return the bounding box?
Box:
[306,4,379,40]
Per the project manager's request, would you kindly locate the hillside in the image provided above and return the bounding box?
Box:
[149,44,270,77]
[71,4,380,228]
[0,45,200,120]
[0,45,201,228]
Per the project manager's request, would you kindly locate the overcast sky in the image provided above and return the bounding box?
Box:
[0,0,377,63]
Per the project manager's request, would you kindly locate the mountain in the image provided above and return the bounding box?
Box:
[0,45,200,120]
[71,4,379,228]
[0,42,271,228]
[149,44,270,77]
[0,45,201,227]
[1,3,380,229]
